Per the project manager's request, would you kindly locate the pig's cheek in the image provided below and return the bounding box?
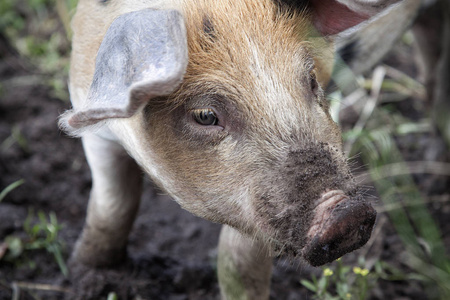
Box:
[129,111,253,226]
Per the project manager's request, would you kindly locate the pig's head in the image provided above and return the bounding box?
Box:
[61,0,378,266]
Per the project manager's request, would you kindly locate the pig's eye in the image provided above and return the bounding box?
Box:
[191,108,219,126]
[310,70,319,96]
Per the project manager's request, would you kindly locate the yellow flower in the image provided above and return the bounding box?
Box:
[353,267,369,276]
[346,293,352,299]
[323,268,334,277]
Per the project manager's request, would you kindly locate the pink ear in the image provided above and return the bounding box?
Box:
[311,0,371,36]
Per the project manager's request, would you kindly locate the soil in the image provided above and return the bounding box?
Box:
[0,30,449,300]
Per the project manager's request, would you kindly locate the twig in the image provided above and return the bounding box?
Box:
[383,64,427,100]
[344,66,386,154]
[340,88,367,109]
[376,195,450,213]
[11,281,73,294]
[359,66,386,130]
[0,242,8,259]
[355,161,450,185]
[12,282,20,300]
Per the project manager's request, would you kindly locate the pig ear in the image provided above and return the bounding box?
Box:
[62,9,187,131]
[310,0,400,36]
[334,0,419,74]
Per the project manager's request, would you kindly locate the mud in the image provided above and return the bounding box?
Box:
[302,197,376,266]
[254,141,374,263]
[0,33,449,300]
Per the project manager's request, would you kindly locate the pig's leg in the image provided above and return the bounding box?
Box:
[73,133,142,266]
[218,225,272,300]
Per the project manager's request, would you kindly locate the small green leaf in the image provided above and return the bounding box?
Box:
[5,236,24,258]
[318,276,328,292]
[31,224,41,236]
[107,292,118,300]
[336,281,349,298]
[300,279,317,292]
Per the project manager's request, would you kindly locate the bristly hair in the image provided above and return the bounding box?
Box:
[272,0,310,10]
[168,0,314,108]
[58,109,109,137]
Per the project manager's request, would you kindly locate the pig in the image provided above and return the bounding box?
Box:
[59,0,394,298]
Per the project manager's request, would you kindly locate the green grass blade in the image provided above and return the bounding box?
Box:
[0,179,25,202]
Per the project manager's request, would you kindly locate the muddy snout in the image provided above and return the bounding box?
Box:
[302,190,376,267]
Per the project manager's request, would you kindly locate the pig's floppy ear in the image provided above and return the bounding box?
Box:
[310,0,401,36]
[308,0,402,86]
[334,0,419,74]
[62,9,187,131]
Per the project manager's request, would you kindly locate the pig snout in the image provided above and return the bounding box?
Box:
[254,144,376,266]
[302,190,376,266]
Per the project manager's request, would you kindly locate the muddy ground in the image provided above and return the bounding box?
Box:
[0,25,449,300]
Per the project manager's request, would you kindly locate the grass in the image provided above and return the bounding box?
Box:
[346,67,450,299]
[1,126,29,154]
[357,124,450,298]
[0,179,25,202]
[0,209,68,277]
[0,0,77,102]
[0,1,74,298]
[301,257,409,300]
[303,41,450,299]
[0,182,69,298]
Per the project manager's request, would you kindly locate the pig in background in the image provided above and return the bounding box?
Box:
[57,0,447,299]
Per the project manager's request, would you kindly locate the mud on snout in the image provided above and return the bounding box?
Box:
[301,190,376,266]
[253,143,377,266]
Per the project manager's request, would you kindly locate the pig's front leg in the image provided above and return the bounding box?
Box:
[218,225,272,300]
[73,133,142,267]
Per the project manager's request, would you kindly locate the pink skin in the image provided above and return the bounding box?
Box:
[311,0,370,35]
[308,190,350,237]
[302,190,376,266]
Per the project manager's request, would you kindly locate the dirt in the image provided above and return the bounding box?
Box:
[0,32,449,300]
